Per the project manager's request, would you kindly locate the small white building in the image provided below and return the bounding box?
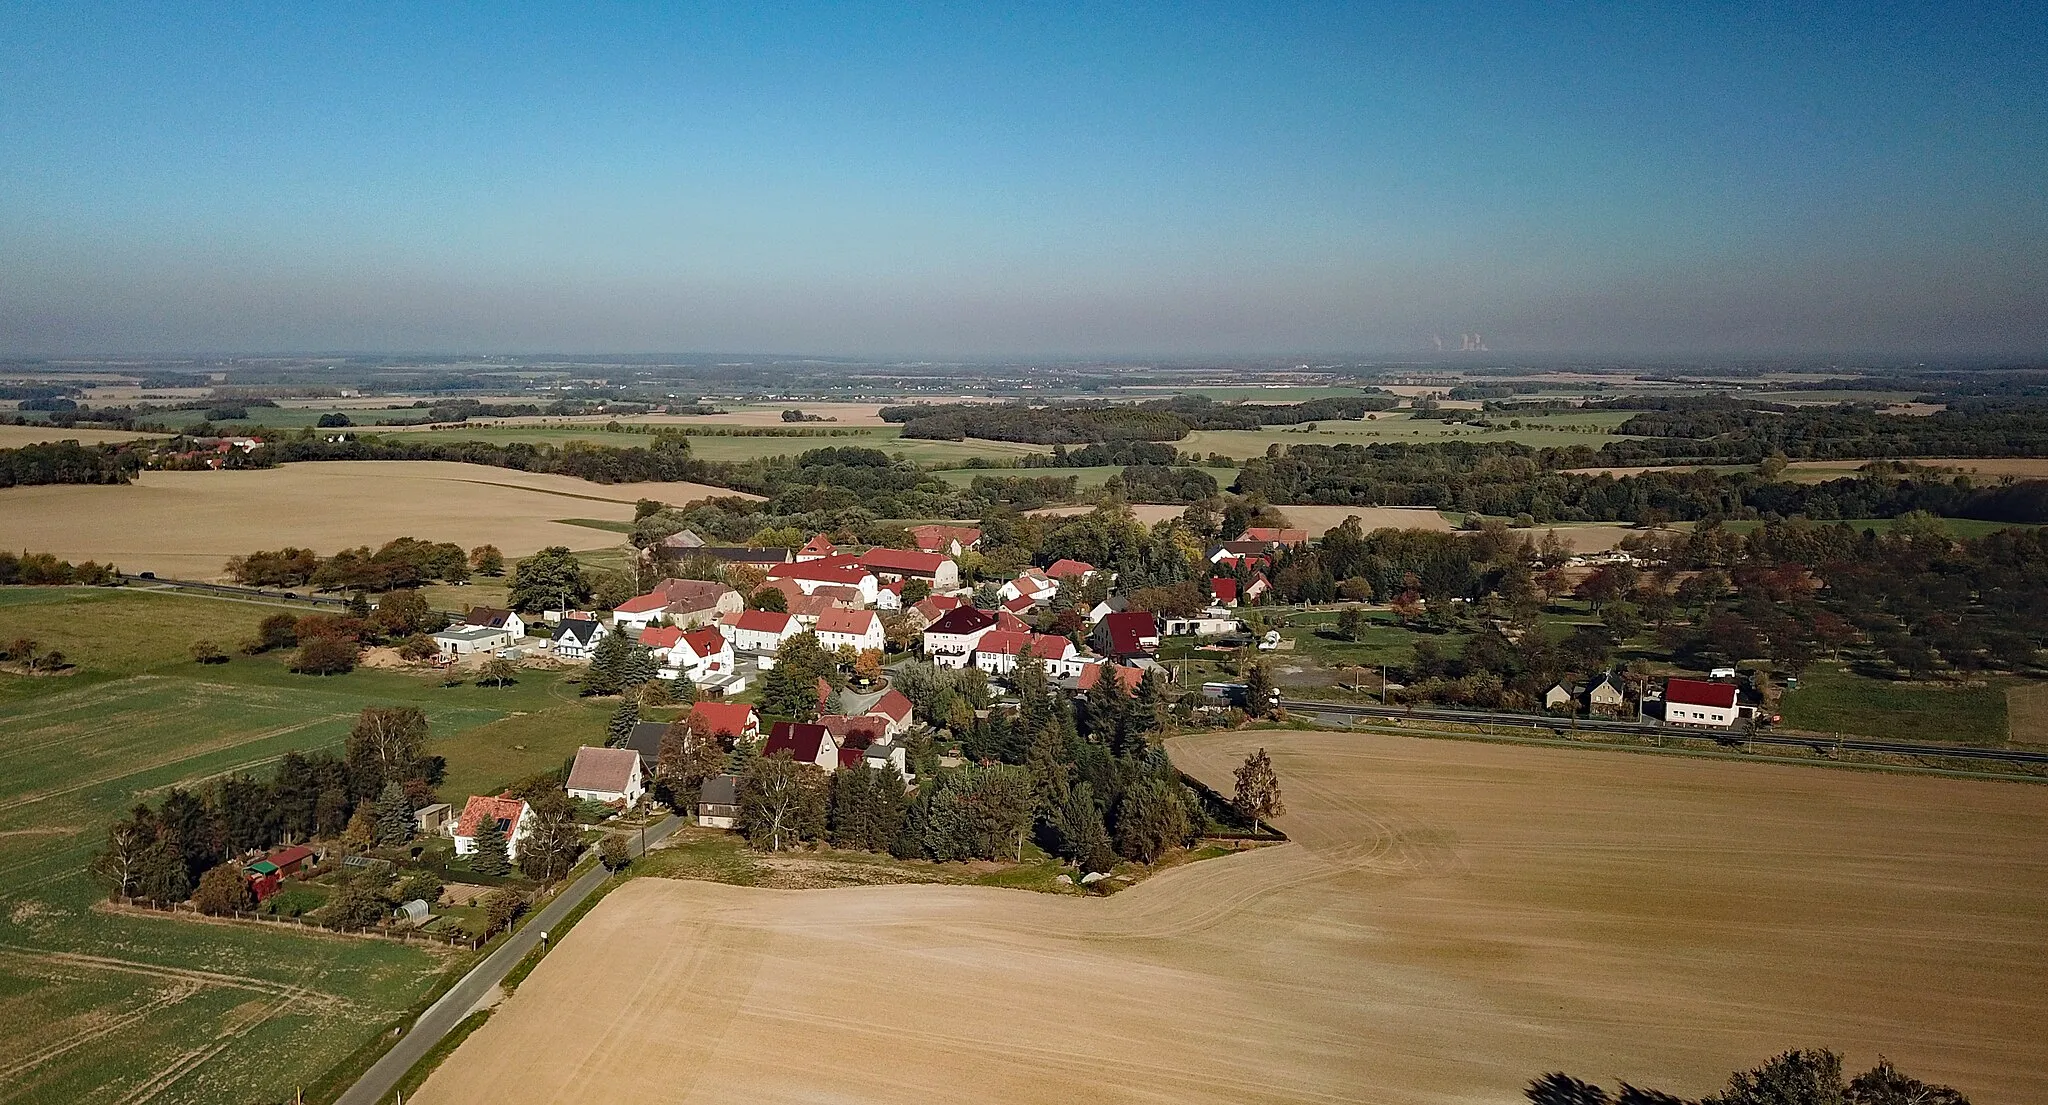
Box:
[566,746,645,808]
[433,625,514,658]
[1663,678,1739,728]
[461,607,527,639]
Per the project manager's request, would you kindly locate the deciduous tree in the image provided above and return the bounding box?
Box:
[1232,747,1285,834]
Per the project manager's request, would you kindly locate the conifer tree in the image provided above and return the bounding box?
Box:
[606,698,640,747]
[372,781,414,846]
[470,807,511,875]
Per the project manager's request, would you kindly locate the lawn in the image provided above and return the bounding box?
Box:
[1777,664,2012,746]
[0,588,615,1104]
[1178,410,1632,459]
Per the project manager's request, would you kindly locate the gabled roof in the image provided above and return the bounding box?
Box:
[690,700,758,738]
[729,609,796,634]
[1045,559,1095,579]
[267,844,315,869]
[1666,677,1738,709]
[1210,577,1238,603]
[679,627,727,658]
[699,773,739,806]
[994,609,1032,633]
[1002,594,1038,614]
[861,547,949,577]
[653,578,739,611]
[764,721,832,764]
[786,593,845,619]
[800,534,837,556]
[626,720,670,765]
[867,689,914,724]
[767,557,876,586]
[454,794,526,839]
[699,547,793,563]
[555,619,602,644]
[638,626,684,651]
[818,714,887,747]
[1239,527,1309,546]
[909,524,980,551]
[1211,540,1272,559]
[814,608,881,637]
[567,746,640,794]
[924,606,998,636]
[1073,661,1145,693]
[909,595,962,623]
[614,592,673,615]
[1099,611,1159,655]
[659,529,704,548]
[464,606,518,629]
[978,630,1075,659]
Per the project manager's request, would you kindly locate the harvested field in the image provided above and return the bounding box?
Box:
[1511,523,1643,552]
[1024,503,1452,534]
[2005,683,2048,746]
[0,461,748,579]
[415,731,2048,1105]
[0,424,162,447]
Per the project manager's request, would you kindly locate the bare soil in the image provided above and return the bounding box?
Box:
[0,461,748,578]
[414,732,2048,1105]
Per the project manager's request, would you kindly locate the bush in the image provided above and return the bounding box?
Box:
[292,636,359,675]
[191,865,253,915]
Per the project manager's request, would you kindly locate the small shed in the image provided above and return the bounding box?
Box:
[396,898,431,927]
[414,802,454,835]
[244,860,281,902]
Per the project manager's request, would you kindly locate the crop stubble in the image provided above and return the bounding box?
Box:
[415,732,2048,1105]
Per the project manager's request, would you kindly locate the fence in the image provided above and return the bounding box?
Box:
[110,896,478,948]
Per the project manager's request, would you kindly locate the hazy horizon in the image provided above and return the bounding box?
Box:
[4,4,2044,358]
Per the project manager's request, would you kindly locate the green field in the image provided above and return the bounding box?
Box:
[1777,664,2011,746]
[1178,410,1632,459]
[0,589,613,1104]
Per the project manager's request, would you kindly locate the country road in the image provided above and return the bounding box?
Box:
[336,814,684,1105]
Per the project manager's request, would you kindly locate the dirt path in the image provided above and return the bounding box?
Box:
[413,731,2048,1105]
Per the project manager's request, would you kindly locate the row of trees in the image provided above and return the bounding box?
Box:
[0,440,140,486]
[226,537,499,590]
[0,550,121,586]
[1528,1047,1969,1104]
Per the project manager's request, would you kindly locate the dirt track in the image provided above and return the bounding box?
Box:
[414,732,2048,1105]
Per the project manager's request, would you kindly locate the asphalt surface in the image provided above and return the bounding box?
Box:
[1281,698,2048,765]
[336,814,684,1105]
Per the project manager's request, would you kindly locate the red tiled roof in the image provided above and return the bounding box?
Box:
[910,524,980,551]
[638,626,684,650]
[454,794,526,839]
[801,535,837,555]
[730,609,796,634]
[995,609,1032,633]
[860,547,948,576]
[1045,559,1094,579]
[652,578,738,610]
[614,592,672,615]
[1210,577,1238,602]
[1239,527,1309,546]
[867,689,914,724]
[690,701,758,738]
[975,629,1034,656]
[1101,611,1159,655]
[924,606,997,636]
[817,676,834,706]
[1666,677,1739,709]
[767,558,875,585]
[787,594,843,619]
[837,746,865,769]
[679,627,726,658]
[764,721,832,764]
[910,595,961,623]
[818,714,886,746]
[814,608,881,637]
[1002,594,1037,614]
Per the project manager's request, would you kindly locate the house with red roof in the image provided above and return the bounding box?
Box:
[689,700,760,742]
[818,713,889,749]
[973,630,1086,679]
[994,609,1033,634]
[1045,558,1095,581]
[859,547,960,591]
[922,606,998,667]
[905,594,962,630]
[796,534,839,561]
[875,580,907,610]
[662,627,739,689]
[998,569,1058,606]
[1238,527,1310,547]
[1092,611,1160,660]
[909,524,981,556]
[453,794,533,862]
[612,578,745,630]
[765,556,879,605]
[814,608,885,654]
[722,609,800,654]
[864,688,915,736]
[1209,573,1271,607]
[1067,660,1147,695]
[763,721,839,771]
[638,625,685,655]
[1662,678,1739,728]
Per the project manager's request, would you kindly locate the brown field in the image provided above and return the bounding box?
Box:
[0,461,748,578]
[1513,523,1642,552]
[0,424,163,446]
[2008,683,2048,746]
[416,731,2048,1105]
[1025,504,1453,535]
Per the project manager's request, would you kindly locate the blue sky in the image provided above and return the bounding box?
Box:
[2,2,2043,356]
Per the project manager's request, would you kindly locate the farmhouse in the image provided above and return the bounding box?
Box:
[796,534,838,561]
[690,700,760,742]
[1588,676,1627,715]
[433,625,513,658]
[999,569,1058,606]
[922,606,998,667]
[909,524,981,556]
[762,721,839,771]
[1663,677,1739,728]
[766,557,880,604]
[551,617,608,661]
[453,794,533,862]
[461,606,527,638]
[566,746,645,808]
[612,578,743,630]
[661,627,739,688]
[722,609,800,654]
[864,689,914,736]
[1093,611,1160,660]
[859,547,959,592]
[813,608,885,654]
[697,775,741,829]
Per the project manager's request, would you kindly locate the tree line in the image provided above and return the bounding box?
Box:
[0,441,141,487]
[879,395,1397,444]
[1527,1047,1970,1104]
[0,550,122,586]
[226,536,499,590]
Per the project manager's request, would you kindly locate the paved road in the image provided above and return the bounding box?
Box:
[1281,698,2048,766]
[337,815,684,1105]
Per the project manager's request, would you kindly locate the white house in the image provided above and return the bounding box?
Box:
[664,627,737,685]
[1663,678,1738,728]
[432,625,513,658]
[461,607,527,639]
[972,631,1087,679]
[565,746,645,808]
[611,578,744,631]
[921,606,999,668]
[858,548,960,593]
[814,608,885,654]
[452,794,533,862]
[551,617,608,660]
[998,569,1058,606]
[722,609,800,654]
[1162,612,1240,637]
[765,557,881,605]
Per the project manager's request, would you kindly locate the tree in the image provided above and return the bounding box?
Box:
[248,612,299,653]
[1702,1049,1846,1105]
[481,887,525,938]
[1525,1073,1615,1105]
[599,834,631,872]
[397,633,438,661]
[1114,776,1194,863]
[583,631,634,696]
[749,586,788,612]
[829,766,909,853]
[91,808,156,900]
[469,544,505,575]
[739,753,828,851]
[478,656,519,687]
[346,706,429,797]
[371,590,432,638]
[372,781,414,846]
[1242,662,1277,718]
[588,568,638,610]
[189,639,227,664]
[1232,747,1285,834]
[638,675,676,707]
[469,808,511,875]
[606,698,641,747]
[1846,1058,1970,1105]
[508,546,589,612]
[518,792,584,884]
[1049,782,1117,873]
[758,632,835,721]
[657,721,727,807]
[901,578,932,604]
[853,648,885,686]
[1334,607,1365,642]
[291,636,358,675]
[192,864,254,916]
[1389,590,1423,624]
